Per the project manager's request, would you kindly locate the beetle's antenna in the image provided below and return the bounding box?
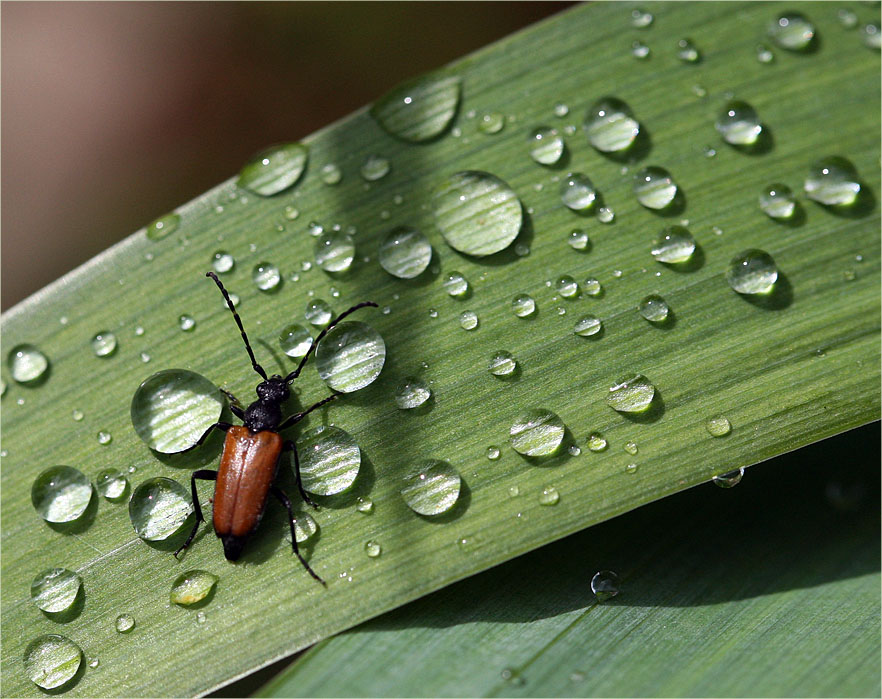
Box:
[206,272,268,380]
[284,301,378,384]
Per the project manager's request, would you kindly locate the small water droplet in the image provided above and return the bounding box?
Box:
[95,469,128,501]
[428,308,439,319]
[608,374,655,413]
[583,278,603,296]
[587,432,608,452]
[314,232,356,273]
[706,415,732,437]
[305,299,334,326]
[378,227,432,279]
[528,126,565,165]
[804,156,861,207]
[146,212,180,241]
[556,275,579,298]
[727,249,778,295]
[573,315,602,337]
[514,242,531,257]
[24,635,82,690]
[510,409,565,456]
[284,205,300,221]
[651,225,695,264]
[129,478,194,541]
[115,613,135,633]
[768,12,815,51]
[838,8,858,29]
[584,97,640,153]
[634,166,678,210]
[96,431,112,446]
[567,229,590,251]
[211,251,235,274]
[442,271,470,298]
[32,466,93,523]
[713,468,744,488]
[538,486,560,506]
[307,221,324,237]
[400,460,462,515]
[676,37,701,62]
[178,314,196,332]
[298,425,361,495]
[356,496,374,513]
[8,344,49,384]
[251,262,281,292]
[486,446,501,460]
[755,43,775,63]
[597,206,615,224]
[500,667,526,686]
[638,294,670,323]
[478,112,505,134]
[170,570,218,606]
[315,322,385,393]
[371,74,461,142]
[553,102,569,117]
[863,23,881,49]
[570,671,586,683]
[759,183,797,219]
[358,154,391,182]
[459,311,479,331]
[88,658,99,669]
[631,40,651,59]
[716,100,763,146]
[623,441,638,455]
[320,163,342,186]
[489,350,517,376]
[71,409,84,421]
[559,172,596,211]
[91,331,118,358]
[511,293,536,318]
[395,376,432,409]
[292,512,318,543]
[31,568,82,613]
[364,540,382,558]
[591,570,621,601]
[630,8,653,27]
[279,324,313,358]
[237,142,308,196]
[196,611,207,624]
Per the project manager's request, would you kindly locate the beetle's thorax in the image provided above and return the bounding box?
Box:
[243,398,283,432]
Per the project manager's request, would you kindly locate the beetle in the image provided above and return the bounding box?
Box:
[174,271,377,585]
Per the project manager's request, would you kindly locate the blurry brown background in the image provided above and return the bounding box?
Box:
[1,1,573,311]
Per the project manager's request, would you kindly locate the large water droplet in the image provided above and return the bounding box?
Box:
[394,377,431,409]
[638,294,670,323]
[651,225,695,263]
[129,477,194,541]
[715,100,762,146]
[237,142,308,196]
[146,213,180,241]
[591,570,621,601]
[31,568,82,613]
[131,369,223,453]
[560,173,596,211]
[584,97,640,153]
[443,271,470,297]
[768,12,815,51]
[305,299,334,326]
[315,321,385,392]
[279,323,313,358]
[400,460,461,515]
[378,227,432,279]
[489,350,517,376]
[298,425,361,495]
[170,570,218,606]
[32,466,93,523]
[433,171,523,256]
[726,249,778,294]
[607,375,655,413]
[24,635,82,690]
[371,74,461,142]
[804,156,861,207]
[91,331,118,358]
[573,315,602,337]
[252,262,281,291]
[511,293,536,318]
[528,126,564,165]
[759,183,797,219]
[8,344,49,384]
[315,232,356,273]
[713,468,744,488]
[633,166,678,210]
[95,469,129,501]
[706,415,732,437]
[510,409,565,456]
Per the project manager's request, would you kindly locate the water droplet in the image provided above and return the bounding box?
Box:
[279,323,313,358]
[315,233,357,274]
[559,172,596,211]
[364,540,382,558]
[489,350,517,376]
[706,415,732,437]
[844,268,857,282]
[372,74,461,141]
[95,469,128,501]
[755,43,775,63]
[433,171,523,256]
[315,322,385,392]
[146,213,180,241]
[24,635,82,690]
[170,570,218,606]
[360,154,391,181]
[196,611,207,623]
[320,163,342,186]
[676,37,701,62]
[553,102,569,117]
[510,409,565,457]
[96,431,112,445]
[31,568,82,613]
[631,40,651,59]
[443,271,470,297]
[459,311,479,330]
[528,126,564,165]
[307,221,324,237]
[597,206,615,224]
[715,100,762,146]
[500,667,526,686]
[428,308,439,319]
[237,142,308,196]
[356,496,374,513]
[394,377,432,409]
[759,183,797,219]
[511,293,536,318]
[131,369,223,453]
[31,466,92,523]
[297,425,361,495]
[71,409,84,421]
[630,8,653,27]
[568,444,582,456]
[713,468,744,488]
[212,251,235,274]
[252,262,281,291]
[556,275,579,298]
[290,512,318,543]
[140,352,151,363]
[804,156,861,207]
[486,446,501,460]
[88,658,99,669]
[768,12,815,51]
[115,613,135,633]
[704,146,717,158]
[726,249,778,295]
[583,278,603,296]
[587,432,608,452]
[284,205,300,221]
[633,166,678,210]
[129,477,194,541]
[863,23,881,49]
[378,226,432,279]
[478,112,505,134]
[567,229,590,251]
[607,374,656,413]
[8,344,49,384]
[538,486,560,506]
[400,460,461,515]
[838,8,858,29]
[178,314,196,332]
[573,315,602,337]
[305,299,334,326]
[627,462,638,473]
[638,294,670,323]
[584,97,640,153]
[570,671,586,683]
[591,570,621,601]
[91,331,118,358]
[623,441,638,455]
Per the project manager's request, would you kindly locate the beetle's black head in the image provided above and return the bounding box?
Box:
[256,375,289,404]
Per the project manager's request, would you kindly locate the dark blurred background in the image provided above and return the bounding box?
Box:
[1,2,573,311]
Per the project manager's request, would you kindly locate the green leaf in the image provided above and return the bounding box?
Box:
[1,2,878,696]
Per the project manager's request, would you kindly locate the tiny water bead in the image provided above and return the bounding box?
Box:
[364,540,382,558]
[623,441,638,456]
[768,12,815,51]
[638,294,670,323]
[129,478,193,541]
[726,249,778,295]
[528,126,565,165]
[607,374,656,413]
[97,430,112,446]
[651,225,695,264]
[713,468,744,488]
[511,293,536,318]
[634,166,678,210]
[24,635,82,690]
[584,97,640,153]
[371,74,461,142]
[178,314,196,332]
[8,344,49,384]
[400,460,462,515]
[756,44,775,63]
[489,350,517,376]
[315,321,386,392]
[556,275,579,298]
[510,409,565,457]
[211,251,235,274]
[356,496,374,513]
[170,570,218,606]
[91,331,118,358]
[591,570,621,601]
[538,486,560,506]
[131,369,223,453]
[115,614,135,633]
[293,512,318,543]
[587,432,608,452]
[804,156,862,207]
[305,299,334,326]
[631,40,650,59]
[715,100,763,146]
[394,377,432,409]
[314,232,356,273]
[378,227,432,279]
[573,315,602,337]
[237,142,308,196]
[432,171,523,257]
[486,446,501,460]
[320,163,342,185]
[560,173,596,211]
[459,311,479,330]
[297,425,361,495]
[597,206,615,224]
[31,568,82,613]
[553,102,569,117]
[863,23,881,50]
[443,271,470,297]
[279,323,313,358]
[706,415,732,437]
[567,229,590,251]
[146,212,181,241]
[95,469,128,501]
[759,183,797,219]
[676,37,701,62]
[360,154,391,181]
[32,466,93,523]
[252,262,281,291]
[631,7,653,27]
[72,409,83,421]
[583,278,602,296]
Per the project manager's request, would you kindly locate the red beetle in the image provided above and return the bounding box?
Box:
[174,272,376,585]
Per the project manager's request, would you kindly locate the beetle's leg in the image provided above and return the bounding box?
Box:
[181,421,232,453]
[174,470,218,559]
[220,389,245,420]
[271,485,326,586]
[283,440,319,509]
[277,393,341,431]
